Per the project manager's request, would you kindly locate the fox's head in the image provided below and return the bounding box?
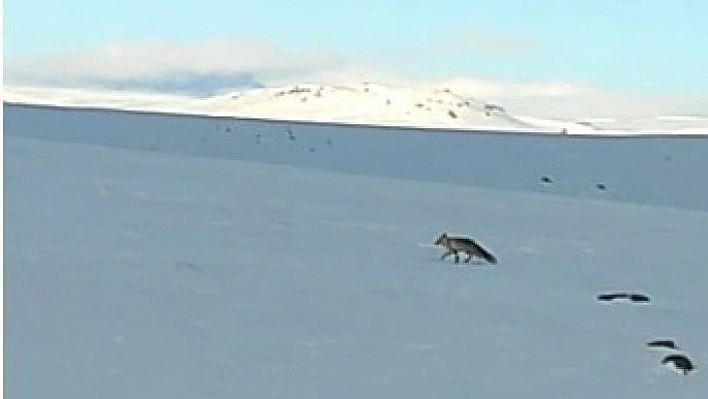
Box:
[434,232,448,245]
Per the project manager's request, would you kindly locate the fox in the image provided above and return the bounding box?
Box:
[434,232,497,264]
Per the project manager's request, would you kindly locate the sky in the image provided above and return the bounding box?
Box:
[3,0,708,116]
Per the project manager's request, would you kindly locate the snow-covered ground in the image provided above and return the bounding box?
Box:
[4,103,708,398]
[6,83,707,134]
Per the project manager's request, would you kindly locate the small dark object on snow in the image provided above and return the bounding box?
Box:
[596,292,650,303]
[629,294,650,303]
[647,339,678,350]
[541,175,553,184]
[597,293,630,301]
[662,354,694,375]
[596,183,607,191]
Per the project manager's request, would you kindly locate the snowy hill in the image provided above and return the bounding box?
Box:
[6,126,708,398]
[204,83,538,130]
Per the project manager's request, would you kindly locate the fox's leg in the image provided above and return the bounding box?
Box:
[440,251,452,261]
[454,251,460,263]
[464,252,472,263]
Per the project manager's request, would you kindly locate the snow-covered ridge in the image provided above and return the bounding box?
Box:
[1,83,574,133]
[4,83,708,135]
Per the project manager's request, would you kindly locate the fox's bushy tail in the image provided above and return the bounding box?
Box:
[476,242,497,264]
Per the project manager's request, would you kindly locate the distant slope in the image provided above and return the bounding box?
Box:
[5,103,708,210]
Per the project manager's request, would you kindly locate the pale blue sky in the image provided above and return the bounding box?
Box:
[4,0,707,94]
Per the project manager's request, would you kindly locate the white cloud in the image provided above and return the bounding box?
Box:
[5,39,706,119]
[261,65,416,87]
[5,39,344,83]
